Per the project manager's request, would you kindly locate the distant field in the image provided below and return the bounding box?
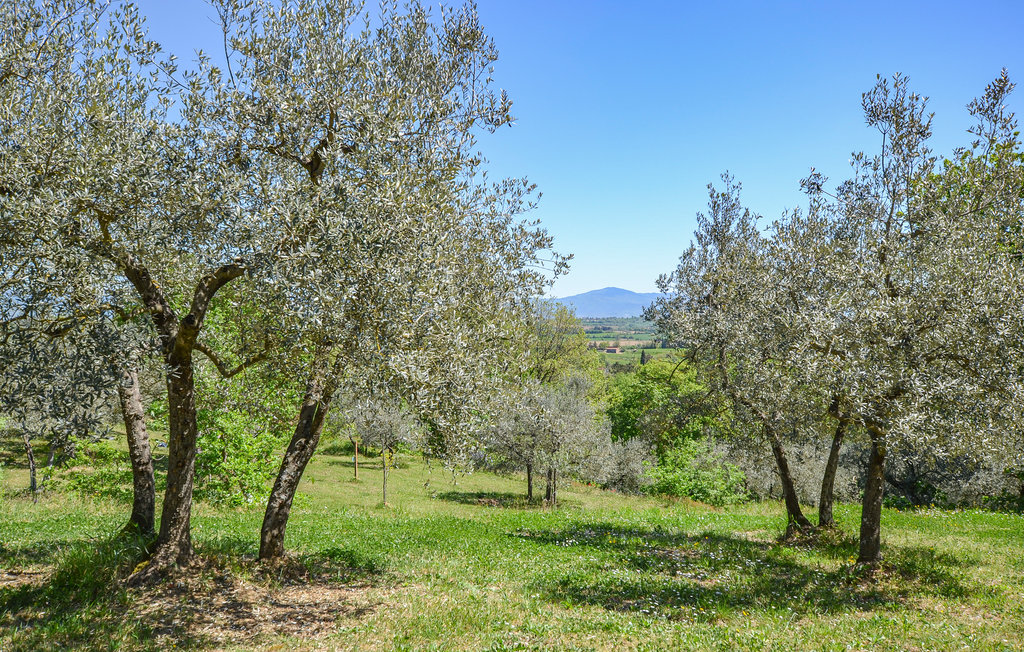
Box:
[599,348,679,367]
[2,441,1022,650]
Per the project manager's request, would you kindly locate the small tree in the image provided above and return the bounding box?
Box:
[346,396,421,506]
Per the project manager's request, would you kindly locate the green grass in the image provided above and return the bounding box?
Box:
[2,442,1023,650]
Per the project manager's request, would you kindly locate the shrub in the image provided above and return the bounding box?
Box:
[644,437,748,506]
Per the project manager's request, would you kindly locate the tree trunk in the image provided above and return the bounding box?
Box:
[382,447,389,505]
[117,366,156,536]
[526,463,533,500]
[147,347,199,568]
[351,437,359,480]
[545,467,557,507]
[766,424,812,532]
[818,419,846,528]
[260,353,337,560]
[22,432,37,501]
[858,435,887,564]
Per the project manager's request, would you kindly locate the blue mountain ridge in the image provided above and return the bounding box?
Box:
[551,287,663,318]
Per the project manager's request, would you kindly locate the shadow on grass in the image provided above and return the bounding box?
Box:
[515,524,971,619]
[434,490,553,510]
[1,532,389,650]
[0,540,71,568]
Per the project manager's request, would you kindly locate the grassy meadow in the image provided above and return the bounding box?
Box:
[1,438,1023,651]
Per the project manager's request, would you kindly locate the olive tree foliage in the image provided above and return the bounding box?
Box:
[483,303,608,500]
[652,72,1024,563]
[777,72,1024,562]
[0,1,163,528]
[530,376,616,507]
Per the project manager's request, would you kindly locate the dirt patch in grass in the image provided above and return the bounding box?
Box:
[0,569,45,590]
[129,556,386,647]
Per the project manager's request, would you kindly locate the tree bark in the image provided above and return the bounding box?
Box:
[526,463,533,500]
[122,259,244,583]
[818,419,846,528]
[259,352,338,560]
[382,447,389,505]
[151,345,199,567]
[766,424,812,532]
[117,366,155,536]
[858,435,887,564]
[22,432,37,501]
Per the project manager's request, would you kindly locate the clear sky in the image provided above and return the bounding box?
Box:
[135,0,1023,297]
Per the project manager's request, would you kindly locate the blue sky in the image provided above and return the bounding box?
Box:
[136,0,1023,297]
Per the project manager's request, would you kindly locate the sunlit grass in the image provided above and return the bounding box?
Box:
[2,442,1022,650]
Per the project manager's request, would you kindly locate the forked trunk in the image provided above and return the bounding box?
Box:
[260,353,337,560]
[818,419,846,528]
[118,366,155,536]
[766,424,812,532]
[858,435,887,564]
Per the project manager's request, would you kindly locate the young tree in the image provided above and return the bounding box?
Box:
[648,177,817,533]
[345,394,422,506]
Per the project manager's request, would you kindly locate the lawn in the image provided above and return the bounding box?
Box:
[1,441,1023,650]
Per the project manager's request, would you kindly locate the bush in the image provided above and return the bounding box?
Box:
[644,437,748,506]
[195,408,283,507]
[57,440,139,502]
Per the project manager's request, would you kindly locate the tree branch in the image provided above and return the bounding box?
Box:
[187,261,246,328]
[194,342,268,378]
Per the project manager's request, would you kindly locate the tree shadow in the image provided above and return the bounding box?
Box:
[514,523,972,619]
[434,490,555,510]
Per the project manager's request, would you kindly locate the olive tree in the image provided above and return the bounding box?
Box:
[647,177,819,532]
[188,0,559,558]
[783,72,1024,562]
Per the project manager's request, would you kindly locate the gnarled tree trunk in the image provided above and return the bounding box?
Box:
[117,366,155,536]
[151,344,199,567]
[260,351,338,560]
[858,434,887,564]
[124,260,244,584]
[818,419,846,528]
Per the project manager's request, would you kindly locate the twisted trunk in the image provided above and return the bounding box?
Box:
[117,366,155,535]
[260,351,338,560]
[124,260,244,584]
[149,344,199,567]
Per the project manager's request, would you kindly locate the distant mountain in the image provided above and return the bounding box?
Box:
[553,287,663,318]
